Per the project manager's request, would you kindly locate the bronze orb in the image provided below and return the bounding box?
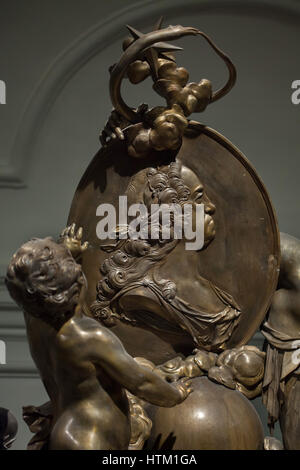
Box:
[145,376,264,450]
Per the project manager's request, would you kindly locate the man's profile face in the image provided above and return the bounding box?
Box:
[181,165,216,249]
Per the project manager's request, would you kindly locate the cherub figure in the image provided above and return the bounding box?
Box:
[262,232,300,449]
[5,228,192,450]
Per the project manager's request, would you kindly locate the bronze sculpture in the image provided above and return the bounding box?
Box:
[5,234,192,450]
[68,21,279,367]
[5,18,299,449]
[262,232,300,450]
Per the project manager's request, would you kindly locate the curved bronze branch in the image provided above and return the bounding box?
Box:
[110,26,199,123]
[109,25,236,123]
[195,31,237,103]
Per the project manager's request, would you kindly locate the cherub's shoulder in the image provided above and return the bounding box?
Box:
[58,313,110,345]
[74,314,118,345]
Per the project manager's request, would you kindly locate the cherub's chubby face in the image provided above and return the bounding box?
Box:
[181,165,216,249]
[34,239,85,313]
[6,237,87,324]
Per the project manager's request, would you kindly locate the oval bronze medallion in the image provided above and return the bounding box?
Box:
[68,125,279,364]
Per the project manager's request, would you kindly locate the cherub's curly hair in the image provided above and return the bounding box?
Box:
[5,238,82,324]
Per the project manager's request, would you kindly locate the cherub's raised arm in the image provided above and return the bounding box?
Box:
[58,224,88,261]
[90,327,192,407]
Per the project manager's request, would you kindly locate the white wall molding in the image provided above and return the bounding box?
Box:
[0,363,38,378]
[0,328,26,339]
[1,0,300,188]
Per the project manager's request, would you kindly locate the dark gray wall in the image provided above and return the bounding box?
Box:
[0,0,299,448]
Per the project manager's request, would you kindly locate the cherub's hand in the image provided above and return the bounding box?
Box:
[99,104,148,147]
[100,109,126,147]
[59,224,88,259]
[154,356,185,383]
[173,377,193,403]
